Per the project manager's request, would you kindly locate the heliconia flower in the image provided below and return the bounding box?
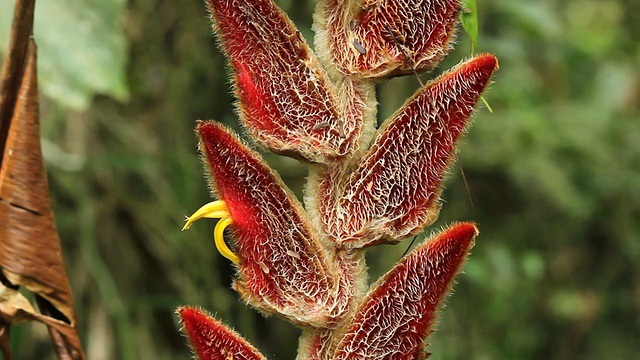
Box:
[315,0,462,78]
[183,200,238,263]
[184,121,351,328]
[331,223,478,360]
[180,0,499,358]
[311,54,498,249]
[178,307,267,360]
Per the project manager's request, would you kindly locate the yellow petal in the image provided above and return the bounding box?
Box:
[214,217,239,264]
[182,200,230,231]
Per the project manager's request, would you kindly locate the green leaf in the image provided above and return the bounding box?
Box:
[0,0,129,110]
[460,0,479,52]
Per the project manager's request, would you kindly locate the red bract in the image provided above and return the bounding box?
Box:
[197,121,351,327]
[180,0,498,358]
[207,0,365,163]
[316,0,462,78]
[178,307,267,360]
[312,55,499,248]
[332,223,478,359]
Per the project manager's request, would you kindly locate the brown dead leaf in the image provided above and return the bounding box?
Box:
[0,10,86,359]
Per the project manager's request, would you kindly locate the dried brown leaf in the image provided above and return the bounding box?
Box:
[0,40,85,359]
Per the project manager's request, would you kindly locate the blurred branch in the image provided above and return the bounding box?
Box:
[0,0,36,169]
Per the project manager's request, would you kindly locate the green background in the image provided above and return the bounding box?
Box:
[1,0,639,358]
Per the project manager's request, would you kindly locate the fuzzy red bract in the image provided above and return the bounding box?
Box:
[315,54,498,248]
[207,0,362,163]
[317,0,462,78]
[332,223,478,359]
[178,307,267,360]
[197,121,349,327]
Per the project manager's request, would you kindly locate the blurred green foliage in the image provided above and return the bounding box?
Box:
[0,0,128,110]
[1,0,639,359]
